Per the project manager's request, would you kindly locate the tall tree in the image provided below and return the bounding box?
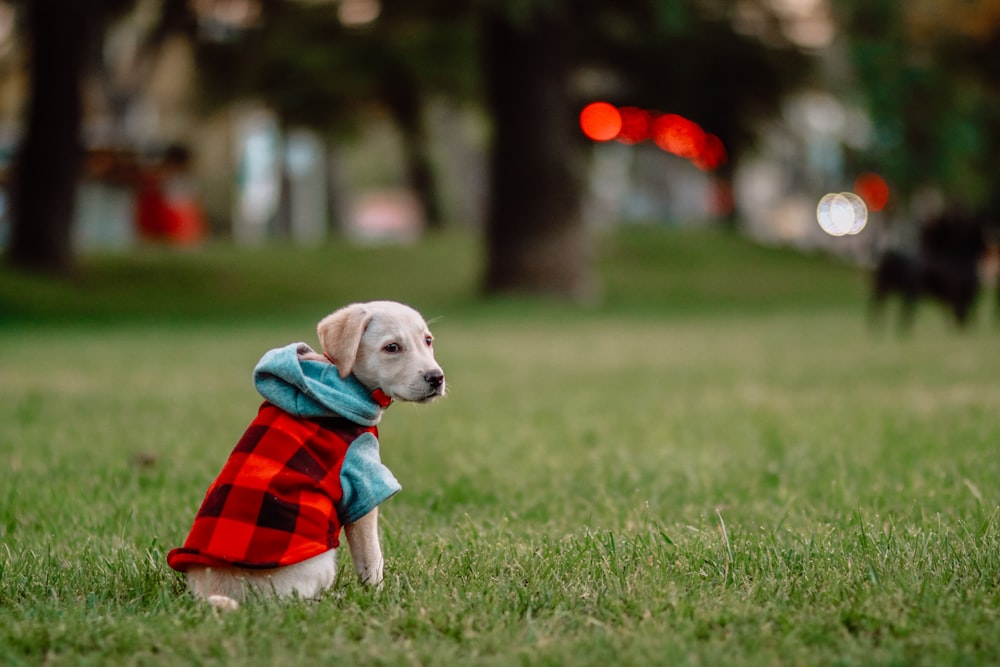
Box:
[6,0,91,274]
[481,8,592,299]
[478,1,808,298]
[5,0,133,275]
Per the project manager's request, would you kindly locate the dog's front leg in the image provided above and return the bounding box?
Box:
[343,507,383,587]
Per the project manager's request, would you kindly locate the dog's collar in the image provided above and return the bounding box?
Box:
[370,388,393,409]
[321,353,392,409]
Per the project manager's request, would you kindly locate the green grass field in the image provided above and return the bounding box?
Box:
[2,228,999,666]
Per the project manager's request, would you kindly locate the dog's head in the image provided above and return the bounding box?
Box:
[317,301,445,403]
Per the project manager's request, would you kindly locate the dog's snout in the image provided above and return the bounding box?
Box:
[424,370,445,388]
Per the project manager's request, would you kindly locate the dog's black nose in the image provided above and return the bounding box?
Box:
[424,370,445,388]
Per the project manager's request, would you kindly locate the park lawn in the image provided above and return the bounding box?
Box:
[1,227,999,666]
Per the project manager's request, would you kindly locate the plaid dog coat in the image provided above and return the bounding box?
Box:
[167,343,400,571]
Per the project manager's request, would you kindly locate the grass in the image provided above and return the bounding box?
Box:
[2,227,999,666]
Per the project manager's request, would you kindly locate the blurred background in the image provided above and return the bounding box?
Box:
[0,0,998,300]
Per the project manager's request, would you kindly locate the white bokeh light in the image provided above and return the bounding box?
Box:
[817,192,868,236]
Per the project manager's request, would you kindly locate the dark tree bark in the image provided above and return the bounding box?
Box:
[5,0,92,275]
[384,73,443,230]
[481,12,593,300]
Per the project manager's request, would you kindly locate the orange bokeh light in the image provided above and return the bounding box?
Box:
[854,173,889,212]
[652,114,707,160]
[580,102,622,142]
[615,107,651,144]
[580,102,727,172]
[694,134,727,170]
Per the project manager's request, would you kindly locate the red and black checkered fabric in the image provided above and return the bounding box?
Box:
[167,402,377,571]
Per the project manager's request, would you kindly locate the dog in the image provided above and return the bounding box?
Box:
[870,211,987,331]
[167,301,445,609]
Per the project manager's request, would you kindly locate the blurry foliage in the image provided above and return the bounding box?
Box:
[182,0,812,298]
[838,0,1000,212]
[5,0,809,284]
[574,1,810,163]
[190,0,808,161]
[194,0,478,136]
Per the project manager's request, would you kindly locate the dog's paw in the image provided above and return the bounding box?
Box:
[207,594,240,612]
[358,563,384,590]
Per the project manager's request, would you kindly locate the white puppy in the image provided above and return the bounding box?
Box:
[168,301,444,609]
[316,301,445,405]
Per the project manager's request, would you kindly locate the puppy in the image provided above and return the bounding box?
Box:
[870,211,987,331]
[870,250,982,329]
[167,301,444,609]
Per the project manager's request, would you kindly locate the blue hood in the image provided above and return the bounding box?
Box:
[253,342,383,426]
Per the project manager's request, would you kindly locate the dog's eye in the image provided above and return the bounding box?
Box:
[425,336,433,347]
[383,343,401,354]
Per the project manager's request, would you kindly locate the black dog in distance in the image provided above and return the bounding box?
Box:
[871,211,989,331]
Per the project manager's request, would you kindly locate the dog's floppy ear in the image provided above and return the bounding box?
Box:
[317,303,374,379]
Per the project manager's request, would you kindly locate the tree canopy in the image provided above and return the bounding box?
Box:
[838,0,1000,213]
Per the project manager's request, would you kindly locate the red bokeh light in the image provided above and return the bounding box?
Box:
[694,134,727,171]
[615,107,652,144]
[580,102,622,142]
[580,102,727,172]
[709,179,734,216]
[652,114,707,160]
[854,172,889,212]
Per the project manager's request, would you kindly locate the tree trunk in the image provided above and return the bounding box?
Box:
[481,12,593,300]
[385,75,443,230]
[6,0,90,275]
